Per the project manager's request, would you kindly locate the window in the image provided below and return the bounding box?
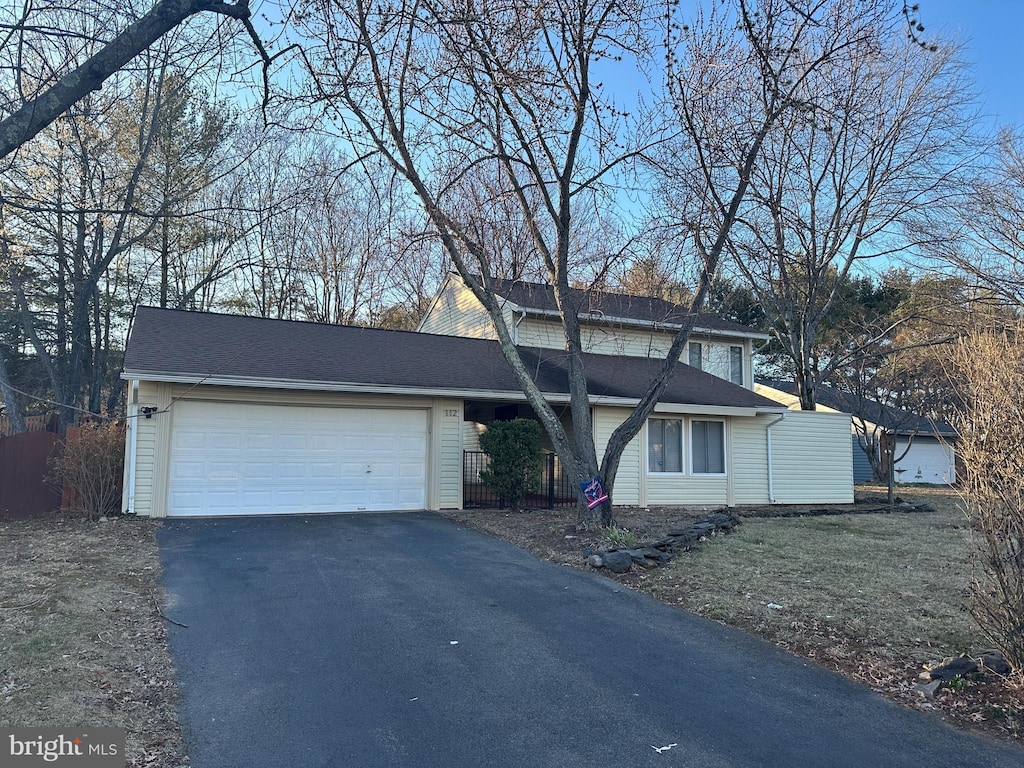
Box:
[688,342,702,370]
[691,420,725,474]
[729,346,744,386]
[648,418,683,473]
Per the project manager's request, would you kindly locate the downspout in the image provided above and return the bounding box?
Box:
[765,412,786,504]
[513,309,527,345]
[125,379,139,514]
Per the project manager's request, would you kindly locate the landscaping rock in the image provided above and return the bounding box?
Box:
[586,511,740,571]
[914,679,943,700]
[623,549,649,563]
[928,656,979,681]
[979,650,1012,676]
[602,550,634,573]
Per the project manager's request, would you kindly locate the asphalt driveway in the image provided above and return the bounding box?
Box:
[158,512,1023,768]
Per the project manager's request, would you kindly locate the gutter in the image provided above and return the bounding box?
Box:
[765,412,787,504]
[513,309,527,345]
[125,379,139,515]
[519,306,771,341]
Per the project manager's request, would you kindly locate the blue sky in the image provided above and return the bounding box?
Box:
[921,0,1024,129]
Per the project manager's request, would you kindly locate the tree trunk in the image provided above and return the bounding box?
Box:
[0,350,26,434]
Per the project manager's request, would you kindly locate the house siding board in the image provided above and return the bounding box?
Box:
[646,475,730,506]
[770,412,853,503]
[852,436,875,483]
[593,406,641,506]
[517,317,562,348]
[419,280,496,339]
[129,380,161,517]
[519,318,750,386]
[731,416,771,505]
[437,399,463,509]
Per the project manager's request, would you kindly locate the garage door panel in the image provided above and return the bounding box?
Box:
[167,401,428,516]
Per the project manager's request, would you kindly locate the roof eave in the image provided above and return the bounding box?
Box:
[120,370,781,415]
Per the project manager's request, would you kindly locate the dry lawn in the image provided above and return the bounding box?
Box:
[441,485,1024,740]
[0,515,185,767]
[5,487,1021,759]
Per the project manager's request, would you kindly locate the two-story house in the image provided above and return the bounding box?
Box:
[118,276,853,518]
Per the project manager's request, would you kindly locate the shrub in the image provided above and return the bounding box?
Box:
[49,421,126,521]
[951,328,1024,675]
[478,418,544,510]
[601,526,638,549]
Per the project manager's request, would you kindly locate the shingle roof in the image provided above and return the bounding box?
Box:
[124,307,783,412]
[486,277,766,337]
[757,379,956,437]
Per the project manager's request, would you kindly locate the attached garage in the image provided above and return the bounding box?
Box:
[166,401,428,516]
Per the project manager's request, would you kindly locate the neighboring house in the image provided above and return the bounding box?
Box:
[755,380,957,485]
[120,305,853,518]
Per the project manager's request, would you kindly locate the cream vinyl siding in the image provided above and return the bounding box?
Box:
[127,384,460,517]
[128,380,164,517]
[418,280,499,339]
[436,399,463,508]
[646,474,730,506]
[730,415,772,505]
[519,317,742,357]
[593,406,642,506]
[463,421,485,452]
[769,411,854,503]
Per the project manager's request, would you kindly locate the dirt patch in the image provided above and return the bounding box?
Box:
[438,487,1023,742]
[0,515,185,767]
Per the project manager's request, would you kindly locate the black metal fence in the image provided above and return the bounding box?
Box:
[463,450,577,509]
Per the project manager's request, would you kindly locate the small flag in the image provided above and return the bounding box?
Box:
[579,476,609,509]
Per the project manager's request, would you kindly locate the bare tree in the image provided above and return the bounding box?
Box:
[940,130,1024,307]
[285,0,888,525]
[1,32,237,428]
[668,3,978,410]
[951,325,1024,675]
[0,0,261,161]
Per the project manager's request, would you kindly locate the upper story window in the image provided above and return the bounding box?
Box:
[729,345,743,386]
[688,342,702,369]
[690,341,744,387]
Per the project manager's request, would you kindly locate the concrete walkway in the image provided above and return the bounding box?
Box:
[158,512,1024,767]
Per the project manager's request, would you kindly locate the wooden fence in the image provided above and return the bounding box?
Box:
[0,431,63,520]
[0,414,50,437]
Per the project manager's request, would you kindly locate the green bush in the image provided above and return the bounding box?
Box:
[479,418,544,510]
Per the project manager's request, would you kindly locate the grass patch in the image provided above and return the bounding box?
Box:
[0,516,184,767]
[640,507,978,665]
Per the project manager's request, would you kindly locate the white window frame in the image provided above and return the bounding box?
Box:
[647,417,728,476]
[647,417,685,474]
[729,345,744,386]
[690,419,727,476]
[688,342,702,370]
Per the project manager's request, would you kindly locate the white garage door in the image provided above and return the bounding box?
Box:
[167,400,428,516]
